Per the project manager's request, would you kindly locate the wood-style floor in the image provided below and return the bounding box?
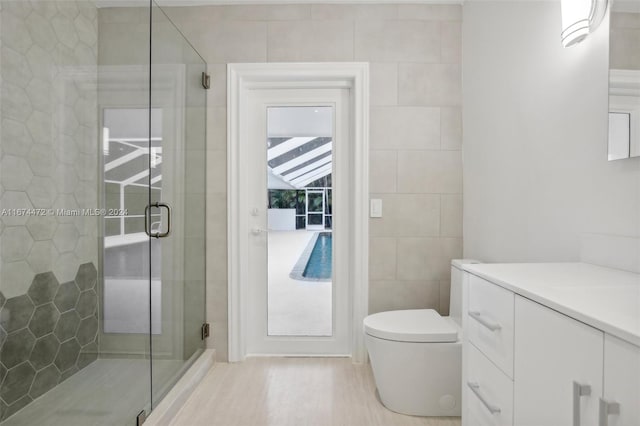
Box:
[170,357,462,426]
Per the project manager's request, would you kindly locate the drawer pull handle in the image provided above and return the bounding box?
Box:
[573,381,592,426]
[469,311,502,331]
[598,398,620,426]
[467,382,501,414]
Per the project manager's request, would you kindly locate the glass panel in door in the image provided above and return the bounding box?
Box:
[149,2,207,409]
[266,106,333,338]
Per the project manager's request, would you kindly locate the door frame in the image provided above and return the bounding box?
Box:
[305,189,325,231]
[227,63,370,363]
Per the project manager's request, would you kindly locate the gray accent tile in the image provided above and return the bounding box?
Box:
[76,316,98,346]
[29,334,59,371]
[0,364,7,385]
[54,311,80,342]
[27,272,60,306]
[0,327,6,348]
[0,362,35,405]
[54,339,80,372]
[74,262,97,291]
[28,303,60,338]
[59,365,78,383]
[1,329,36,369]
[2,395,33,421]
[29,364,60,399]
[0,292,6,309]
[77,341,98,370]
[53,281,80,313]
[75,290,97,318]
[0,295,35,333]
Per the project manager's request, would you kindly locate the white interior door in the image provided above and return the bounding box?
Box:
[245,88,351,356]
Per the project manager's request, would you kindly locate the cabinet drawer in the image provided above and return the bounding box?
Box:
[467,274,515,378]
[467,342,513,426]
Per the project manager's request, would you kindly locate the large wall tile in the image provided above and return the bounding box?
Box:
[267,20,354,62]
[370,151,397,193]
[369,279,440,314]
[398,63,462,106]
[441,194,463,238]
[371,106,440,150]
[182,21,267,64]
[397,4,462,21]
[369,237,397,280]
[355,20,440,63]
[370,62,398,106]
[396,237,441,281]
[441,21,462,64]
[440,107,462,150]
[397,150,462,194]
[394,194,441,237]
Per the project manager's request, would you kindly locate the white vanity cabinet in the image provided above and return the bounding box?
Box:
[514,296,603,426]
[461,264,640,426]
[603,335,640,426]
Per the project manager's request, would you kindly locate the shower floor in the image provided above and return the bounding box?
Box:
[2,358,183,426]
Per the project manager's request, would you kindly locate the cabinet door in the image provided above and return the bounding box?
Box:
[514,296,603,426]
[603,334,640,426]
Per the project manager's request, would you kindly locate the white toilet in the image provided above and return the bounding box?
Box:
[364,259,480,417]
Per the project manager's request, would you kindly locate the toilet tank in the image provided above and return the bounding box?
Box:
[449,259,481,324]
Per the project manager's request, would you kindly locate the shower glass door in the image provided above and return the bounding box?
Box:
[149,2,207,409]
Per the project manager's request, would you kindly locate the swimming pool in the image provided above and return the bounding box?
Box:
[303,232,332,280]
[290,232,332,282]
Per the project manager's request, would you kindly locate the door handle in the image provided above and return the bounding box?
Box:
[573,381,592,426]
[145,202,172,238]
[467,382,501,414]
[251,228,267,236]
[598,398,620,426]
[468,311,502,331]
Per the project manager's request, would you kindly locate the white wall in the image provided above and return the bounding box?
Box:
[463,1,640,263]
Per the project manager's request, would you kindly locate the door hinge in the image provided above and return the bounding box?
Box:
[201,72,211,90]
[136,410,147,426]
[201,323,210,340]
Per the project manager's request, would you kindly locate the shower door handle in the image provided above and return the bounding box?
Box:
[145,202,172,238]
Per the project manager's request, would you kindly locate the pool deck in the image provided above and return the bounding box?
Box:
[268,230,332,336]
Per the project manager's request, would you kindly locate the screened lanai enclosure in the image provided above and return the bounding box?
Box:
[0,1,207,424]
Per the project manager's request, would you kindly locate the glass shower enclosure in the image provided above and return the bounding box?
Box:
[0,1,207,424]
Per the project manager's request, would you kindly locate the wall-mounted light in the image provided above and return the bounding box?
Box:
[561,0,608,47]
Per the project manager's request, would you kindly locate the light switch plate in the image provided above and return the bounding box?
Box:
[370,199,383,218]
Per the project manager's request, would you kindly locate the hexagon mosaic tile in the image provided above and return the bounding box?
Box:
[1,0,100,420]
[0,262,98,421]
[0,0,99,301]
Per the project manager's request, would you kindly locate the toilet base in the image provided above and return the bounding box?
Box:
[366,333,462,417]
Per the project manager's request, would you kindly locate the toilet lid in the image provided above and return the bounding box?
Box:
[363,309,458,343]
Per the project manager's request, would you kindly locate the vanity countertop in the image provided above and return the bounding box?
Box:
[462,262,640,347]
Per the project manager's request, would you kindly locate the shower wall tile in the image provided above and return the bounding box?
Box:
[142,3,464,361]
[0,0,99,419]
[0,263,99,421]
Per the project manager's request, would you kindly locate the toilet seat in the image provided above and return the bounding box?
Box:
[364,309,458,343]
